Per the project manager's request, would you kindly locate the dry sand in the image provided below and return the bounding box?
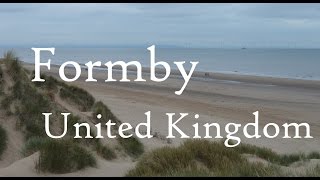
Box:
[1,62,320,176]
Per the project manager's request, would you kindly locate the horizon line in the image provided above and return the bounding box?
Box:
[1,44,320,49]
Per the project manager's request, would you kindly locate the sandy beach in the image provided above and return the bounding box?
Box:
[23,63,320,153]
[0,62,320,177]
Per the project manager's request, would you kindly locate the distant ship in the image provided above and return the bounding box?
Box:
[241,47,247,50]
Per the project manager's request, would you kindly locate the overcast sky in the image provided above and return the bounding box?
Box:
[1,3,320,48]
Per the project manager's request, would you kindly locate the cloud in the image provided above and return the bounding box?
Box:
[0,3,320,48]
[240,3,320,20]
[0,3,37,13]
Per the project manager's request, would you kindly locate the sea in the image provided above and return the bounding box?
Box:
[1,47,320,80]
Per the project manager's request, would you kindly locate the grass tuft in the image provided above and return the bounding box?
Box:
[36,139,96,174]
[235,143,320,166]
[32,72,59,92]
[21,136,50,157]
[0,125,8,158]
[59,84,95,111]
[96,142,117,160]
[303,165,320,177]
[92,101,120,125]
[118,135,144,159]
[126,139,305,177]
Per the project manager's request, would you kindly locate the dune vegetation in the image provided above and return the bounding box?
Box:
[126,139,320,177]
[36,139,96,174]
[0,63,7,159]
[0,51,145,174]
[0,125,7,159]
[0,51,319,176]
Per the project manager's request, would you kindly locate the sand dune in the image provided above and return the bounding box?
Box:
[0,152,135,177]
[0,62,320,176]
[23,63,320,152]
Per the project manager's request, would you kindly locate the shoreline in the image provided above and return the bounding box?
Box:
[25,61,320,154]
[22,61,320,90]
